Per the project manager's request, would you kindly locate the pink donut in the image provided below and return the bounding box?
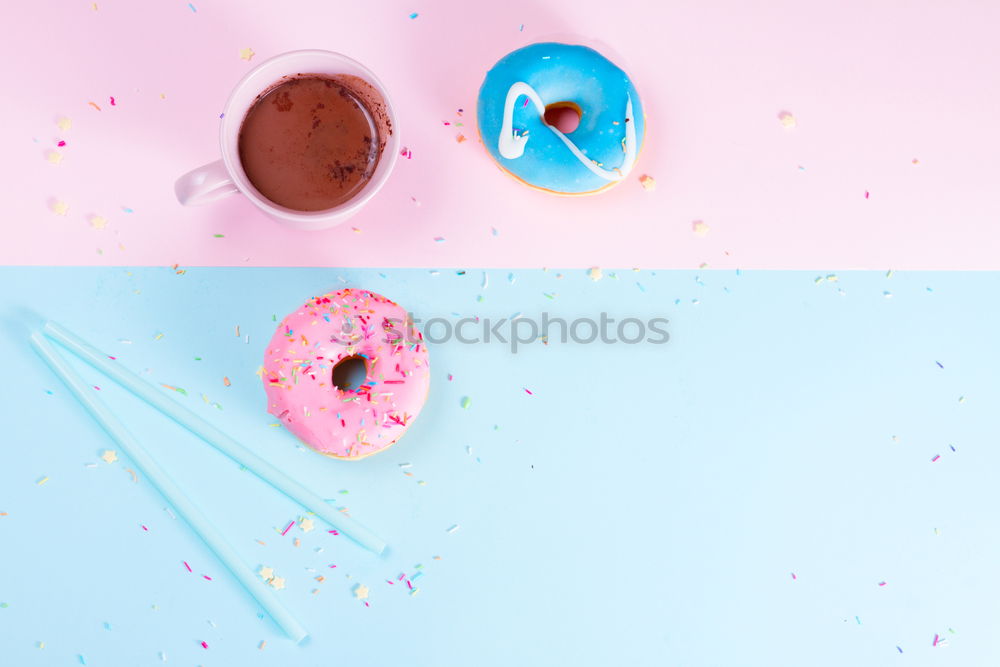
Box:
[262,289,430,460]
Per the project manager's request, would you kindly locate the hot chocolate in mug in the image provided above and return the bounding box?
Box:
[174,50,399,231]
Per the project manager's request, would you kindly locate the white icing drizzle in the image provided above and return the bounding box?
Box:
[497,81,636,181]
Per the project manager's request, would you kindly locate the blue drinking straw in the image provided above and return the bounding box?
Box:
[31,332,309,643]
[42,320,387,555]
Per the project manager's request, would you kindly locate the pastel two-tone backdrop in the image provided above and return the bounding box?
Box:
[2,1,999,666]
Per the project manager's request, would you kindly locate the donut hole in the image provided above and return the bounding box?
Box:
[543,102,582,134]
[331,355,368,393]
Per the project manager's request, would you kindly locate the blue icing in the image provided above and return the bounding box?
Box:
[477,43,645,194]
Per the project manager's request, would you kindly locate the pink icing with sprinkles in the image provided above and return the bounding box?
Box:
[262,289,430,459]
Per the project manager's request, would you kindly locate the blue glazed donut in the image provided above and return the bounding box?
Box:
[477,42,645,195]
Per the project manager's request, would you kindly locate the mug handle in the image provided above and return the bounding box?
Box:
[174,160,240,206]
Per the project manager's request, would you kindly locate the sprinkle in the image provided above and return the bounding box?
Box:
[931,455,941,462]
[269,576,285,590]
[446,524,460,533]
[160,384,188,396]
[455,133,467,143]
[587,267,603,282]
[45,150,63,165]
[434,236,445,242]
[202,575,212,581]
[878,581,887,587]
[777,110,796,128]
[692,220,710,236]
[281,520,294,536]
[88,101,102,111]
[200,641,208,649]
[353,583,369,600]
[524,388,533,395]
[460,396,471,409]
[57,116,72,131]
[188,2,196,11]
[239,47,255,61]
[124,468,137,483]
[37,476,50,486]
[213,234,224,238]
[400,146,413,159]
[935,361,944,369]
[258,640,266,650]
[184,561,192,572]
[223,376,231,387]
[409,11,418,18]
[638,174,656,191]
[958,395,966,403]
[897,646,903,653]
[100,450,118,464]
[109,96,116,106]
[89,215,108,230]
[50,200,70,216]
[790,572,797,580]
[865,190,870,199]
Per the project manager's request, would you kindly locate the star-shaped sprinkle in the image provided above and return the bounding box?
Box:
[239,48,255,61]
[100,450,118,464]
[50,200,69,216]
[46,150,63,165]
[269,576,285,590]
[352,583,369,600]
[692,220,710,237]
[90,215,108,230]
[299,517,315,532]
[638,174,656,191]
[587,267,603,282]
[56,117,72,131]
[258,566,274,580]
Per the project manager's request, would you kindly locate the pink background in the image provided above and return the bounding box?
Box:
[4,0,999,269]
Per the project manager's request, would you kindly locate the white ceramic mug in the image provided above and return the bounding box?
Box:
[174,50,399,231]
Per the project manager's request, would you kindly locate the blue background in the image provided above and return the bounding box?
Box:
[1,267,998,666]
